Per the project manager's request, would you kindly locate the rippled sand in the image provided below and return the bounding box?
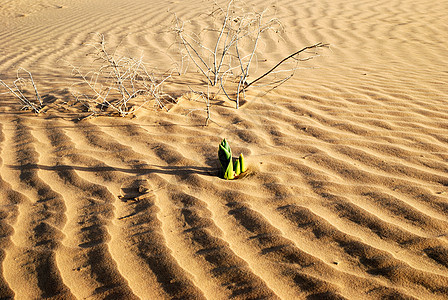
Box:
[1,0,448,299]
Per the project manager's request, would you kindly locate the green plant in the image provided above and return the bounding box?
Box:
[218,138,246,180]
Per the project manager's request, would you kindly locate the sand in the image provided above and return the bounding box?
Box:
[1,0,448,299]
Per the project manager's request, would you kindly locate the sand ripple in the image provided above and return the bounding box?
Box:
[1,0,448,299]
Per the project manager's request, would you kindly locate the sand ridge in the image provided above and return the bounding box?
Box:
[1,0,448,299]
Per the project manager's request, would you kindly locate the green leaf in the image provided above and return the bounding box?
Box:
[218,139,233,176]
[239,153,246,173]
[224,160,234,180]
[234,158,241,176]
[220,138,231,153]
[218,144,232,173]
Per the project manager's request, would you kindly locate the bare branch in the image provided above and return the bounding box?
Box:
[240,42,329,92]
[0,68,43,113]
[69,34,173,117]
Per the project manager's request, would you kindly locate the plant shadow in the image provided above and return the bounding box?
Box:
[8,163,217,178]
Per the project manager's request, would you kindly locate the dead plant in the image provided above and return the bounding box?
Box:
[69,33,174,118]
[0,67,43,113]
[173,0,328,109]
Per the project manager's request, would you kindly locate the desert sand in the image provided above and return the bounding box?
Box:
[1,0,448,299]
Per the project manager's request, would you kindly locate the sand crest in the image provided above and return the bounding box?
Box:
[1,0,448,299]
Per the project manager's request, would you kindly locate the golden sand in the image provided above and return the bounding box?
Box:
[1,0,447,298]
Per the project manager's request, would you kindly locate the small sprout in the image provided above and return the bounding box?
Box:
[234,158,241,176]
[224,161,235,180]
[239,153,246,173]
[218,138,247,180]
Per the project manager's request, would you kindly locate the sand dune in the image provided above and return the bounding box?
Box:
[1,0,448,299]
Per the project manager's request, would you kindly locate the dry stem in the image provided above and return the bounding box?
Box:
[173,0,326,110]
[0,67,43,113]
[69,33,173,117]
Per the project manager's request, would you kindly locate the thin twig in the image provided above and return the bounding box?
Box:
[240,42,328,92]
[18,68,42,106]
[0,68,42,113]
[69,34,172,117]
